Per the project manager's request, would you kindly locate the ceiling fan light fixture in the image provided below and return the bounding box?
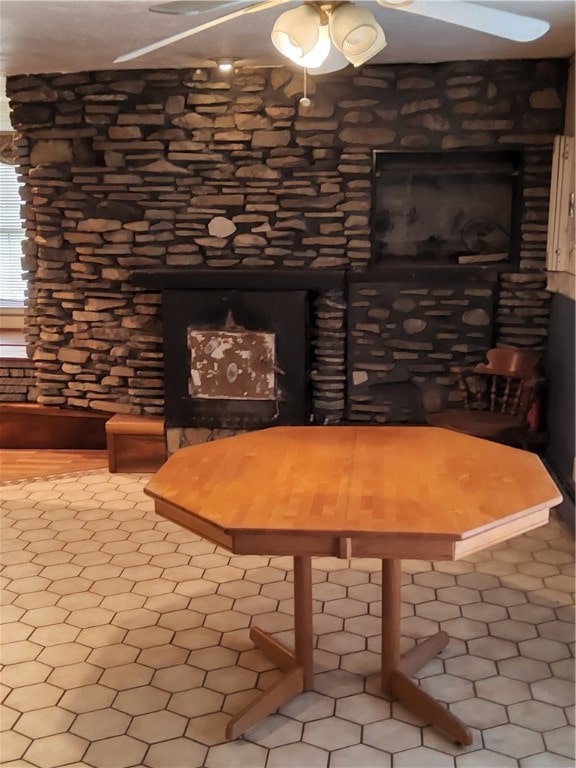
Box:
[343,24,387,67]
[296,24,331,68]
[307,46,350,76]
[329,3,384,60]
[271,5,321,60]
[376,0,413,7]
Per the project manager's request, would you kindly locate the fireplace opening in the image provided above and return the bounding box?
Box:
[371,149,524,268]
[162,289,309,430]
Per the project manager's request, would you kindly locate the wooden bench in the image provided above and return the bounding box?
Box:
[0,403,108,449]
[105,414,166,473]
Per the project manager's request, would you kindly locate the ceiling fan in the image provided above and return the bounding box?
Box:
[114,1,550,75]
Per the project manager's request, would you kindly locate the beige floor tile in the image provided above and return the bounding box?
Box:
[37,641,90,667]
[477,674,531,704]
[508,699,568,731]
[489,617,539,641]
[169,686,224,718]
[279,690,335,722]
[205,609,253,632]
[1,640,42,665]
[417,601,461,621]
[419,673,474,703]
[4,683,62,712]
[483,723,545,758]
[204,664,257,694]
[71,708,131,741]
[335,692,391,724]
[0,704,20,732]
[111,607,160,629]
[467,636,518,661]
[414,571,457,589]
[48,659,101,689]
[87,642,139,668]
[303,716,361,751]
[544,724,576,759]
[99,662,153,690]
[317,630,365,655]
[184,711,231,746]
[437,586,481,605]
[144,736,208,768]
[82,734,147,768]
[520,752,576,767]
[441,617,488,640]
[13,706,75,739]
[456,749,517,767]
[113,684,170,715]
[151,664,206,693]
[340,649,379,675]
[2,473,574,768]
[58,684,116,714]
[158,608,204,631]
[22,732,88,768]
[244,713,303,748]
[531,676,574,707]
[128,709,187,742]
[401,614,440,638]
[519,637,571,663]
[267,741,329,767]
[394,745,457,767]
[364,718,422,751]
[0,730,32,763]
[100,593,146,613]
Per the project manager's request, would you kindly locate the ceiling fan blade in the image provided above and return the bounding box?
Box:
[382,1,550,43]
[114,0,288,63]
[149,1,253,16]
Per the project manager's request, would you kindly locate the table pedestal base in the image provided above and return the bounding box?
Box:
[381,559,473,746]
[225,628,305,739]
[225,556,314,740]
[226,556,472,746]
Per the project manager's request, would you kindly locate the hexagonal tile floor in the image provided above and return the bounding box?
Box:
[1,469,574,768]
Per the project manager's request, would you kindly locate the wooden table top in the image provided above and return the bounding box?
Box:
[145,426,562,560]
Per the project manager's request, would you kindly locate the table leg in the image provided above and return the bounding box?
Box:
[381,559,473,746]
[225,555,313,739]
[294,554,314,690]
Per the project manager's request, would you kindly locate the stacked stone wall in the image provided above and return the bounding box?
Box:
[0,359,36,403]
[4,59,568,417]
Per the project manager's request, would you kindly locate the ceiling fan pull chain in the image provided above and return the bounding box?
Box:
[300,68,311,108]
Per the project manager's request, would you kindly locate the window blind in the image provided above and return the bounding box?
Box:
[0,162,26,307]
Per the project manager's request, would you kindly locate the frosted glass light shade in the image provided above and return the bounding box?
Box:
[344,24,387,66]
[308,46,350,75]
[295,24,331,68]
[271,5,321,59]
[330,3,386,62]
[376,0,413,6]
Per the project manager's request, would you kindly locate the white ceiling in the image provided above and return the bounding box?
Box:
[0,0,574,80]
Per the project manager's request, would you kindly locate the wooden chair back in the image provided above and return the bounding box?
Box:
[459,348,541,418]
[426,347,543,447]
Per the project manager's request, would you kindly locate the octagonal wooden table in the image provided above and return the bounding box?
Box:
[145,426,561,744]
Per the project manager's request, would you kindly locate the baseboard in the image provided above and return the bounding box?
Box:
[0,403,108,449]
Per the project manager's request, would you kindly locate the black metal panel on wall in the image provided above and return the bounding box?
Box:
[371,148,525,270]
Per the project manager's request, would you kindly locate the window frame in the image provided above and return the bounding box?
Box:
[0,132,27,329]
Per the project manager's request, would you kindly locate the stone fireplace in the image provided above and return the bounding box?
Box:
[3,59,568,439]
[132,269,345,446]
